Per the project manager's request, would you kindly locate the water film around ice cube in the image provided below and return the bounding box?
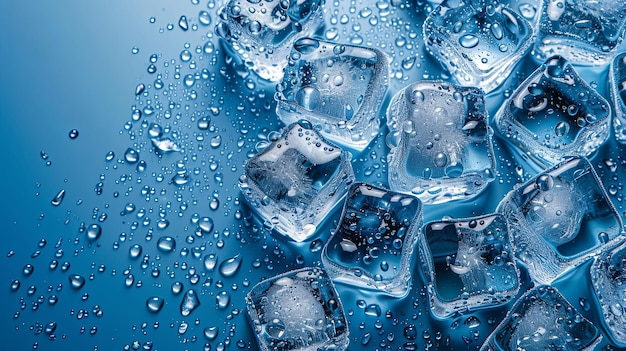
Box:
[494,56,611,168]
[423,0,533,93]
[321,182,422,297]
[480,285,602,351]
[497,157,623,284]
[216,0,325,81]
[245,267,349,351]
[239,121,354,242]
[386,80,495,205]
[275,38,390,151]
[534,0,626,66]
[419,213,519,319]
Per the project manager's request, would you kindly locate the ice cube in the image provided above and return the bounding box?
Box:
[246,267,349,351]
[215,0,325,81]
[497,157,623,284]
[386,81,495,205]
[423,0,534,93]
[419,214,519,319]
[590,241,626,345]
[239,121,354,242]
[321,182,422,297]
[481,285,602,351]
[494,56,611,168]
[275,38,390,151]
[610,52,626,143]
[534,0,626,65]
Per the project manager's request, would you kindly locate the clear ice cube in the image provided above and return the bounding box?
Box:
[497,157,623,284]
[590,241,626,345]
[494,56,611,168]
[215,0,325,81]
[246,267,349,351]
[321,182,422,297]
[610,52,626,143]
[423,0,533,93]
[275,38,390,151]
[534,0,626,65]
[419,214,519,318]
[386,81,496,205]
[239,121,354,242]
[481,285,602,351]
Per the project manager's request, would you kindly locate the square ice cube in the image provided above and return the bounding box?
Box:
[321,182,422,297]
[534,0,626,65]
[239,121,354,242]
[215,0,325,81]
[494,56,611,168]
[590,241,626,345]
[610,52,626,143]
[497,157,623,285]
[423,0,533,93]
[275,38,390,151]
[419,213,519,319]
[480,285,602,351]
[386,81,496,205]
[246,267,349,351]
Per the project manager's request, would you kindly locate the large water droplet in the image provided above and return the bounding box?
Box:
[180,289,200,316]
[69,274,85,289]
[219,254,242,277]
[459,34,479,48]
[146,296,164,313]
[157,236,176,253]
[86,223,102,242]
[216,291,230,309]
[124,148,139,164]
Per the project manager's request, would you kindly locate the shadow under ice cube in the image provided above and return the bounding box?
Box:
[494,56,611,168]
[246,267,349,351]
[321,182,422,297]
[386,81,495,205]
[239,121,354,242]
[275,38,390,151]
[497,157,623,285]
[534,0,626,65]
[419,214,519,319]
[481,285,602,351]
[590,241,626,346]
[216,0,325,81]
[423,0,533,93]
[610,52,626,143]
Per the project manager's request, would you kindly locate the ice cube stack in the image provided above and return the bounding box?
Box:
[220,0,626,349]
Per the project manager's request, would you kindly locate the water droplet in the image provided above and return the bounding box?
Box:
[69,274,86,289]
[86,224,102,242]
[219,254,242,277]
[459,34,479,48]
[146,296,164,313]
[554,121,570,137]
[129,244,143,259]
[198,11,211,26]
[105,151,115,162]
[68,129,79,139]
[216,291,230,309]
[180,289,200,316]
[51,189,66,206]
[178,15,189,31]
[198,217,214,233]
[124,148,139,164]
[204,326,219,341]
[23,264,34,276]
[157,236,176,253]
[10,279,20,292]
[204,253,218,271]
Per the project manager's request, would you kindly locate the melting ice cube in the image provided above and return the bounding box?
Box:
[498,157,623,284]
[386,80,495,204]
[494,56,611,168]
[215,0,325,81]
[239,121,354,242]
[275,38,390,151]
[423,0,534,92]
[245,267,349,351]
[419,213,519,318]
[321,182,422,297]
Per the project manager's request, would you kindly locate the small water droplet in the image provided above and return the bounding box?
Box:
[146,296,164,313]
[157,236,176,253]
[69,274,86,289]
[68,129,79,139]
[51,189,66,206]
[178,15,189,31]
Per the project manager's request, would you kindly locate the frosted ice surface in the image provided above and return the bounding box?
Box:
[424,0,533,92]
[321,182,422,297]
[481,285,601,351]
[494,56,611,168]
[239,121,354,242]
[246,268,349,351]
[386,81,495,204]
[275,38,390,151]
[216,0,325,81]
[419,214,519,318]
[497,157,623,284]
[534,0,626,65]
